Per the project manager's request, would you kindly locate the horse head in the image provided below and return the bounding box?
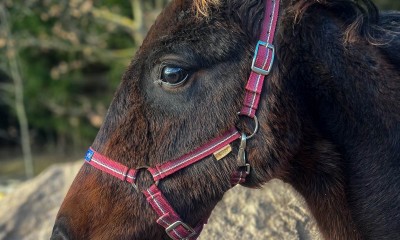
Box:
[52,0,400,239]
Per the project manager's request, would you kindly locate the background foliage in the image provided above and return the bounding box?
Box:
[0,0,399,177]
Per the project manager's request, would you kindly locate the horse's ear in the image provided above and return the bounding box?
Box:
[224,0,266,43]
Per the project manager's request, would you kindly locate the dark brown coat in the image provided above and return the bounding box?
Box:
[52,0,400,239]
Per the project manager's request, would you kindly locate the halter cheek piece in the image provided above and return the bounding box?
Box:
[84,1,280,239]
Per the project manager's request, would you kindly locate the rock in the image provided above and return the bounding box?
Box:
[0,162,320,240]
[200,181,321,239]
[0,179,22,197]
[0,162,82,240]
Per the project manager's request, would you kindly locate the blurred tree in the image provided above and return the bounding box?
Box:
[377,0,400,10]
[0,4,33,178]
[0,0,168,174]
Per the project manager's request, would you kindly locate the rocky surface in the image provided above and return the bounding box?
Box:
[200,181,321,240]
[0,161,321,240]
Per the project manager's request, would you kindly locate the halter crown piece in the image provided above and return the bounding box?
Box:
[84,1,280,239]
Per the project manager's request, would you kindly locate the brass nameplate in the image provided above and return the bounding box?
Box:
[213,144,232,160]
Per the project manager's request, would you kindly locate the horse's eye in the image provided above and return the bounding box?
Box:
[158,66,189,87]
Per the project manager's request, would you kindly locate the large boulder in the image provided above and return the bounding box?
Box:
[0,161,320,240]
[0,162,82,240]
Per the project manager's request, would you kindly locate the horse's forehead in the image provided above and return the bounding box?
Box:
[137,0,243,65]
[142,0,194,45]
[158,0,194,25]
[146,0,223,38]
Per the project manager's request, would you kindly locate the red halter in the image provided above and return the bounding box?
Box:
[84,0,280,239]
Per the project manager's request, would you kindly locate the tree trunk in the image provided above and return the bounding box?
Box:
[131,0,145,44]
[0,4,34,178]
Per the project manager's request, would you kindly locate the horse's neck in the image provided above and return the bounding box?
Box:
[273,8,400,240]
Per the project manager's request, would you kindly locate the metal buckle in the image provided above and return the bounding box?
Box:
[237,133,251,175]
[244,163,251,175]
[251,40,275,75]
[166,221,196,239]
[237,133,247,166]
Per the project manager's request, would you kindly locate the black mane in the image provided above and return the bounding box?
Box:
[216,0,383,44]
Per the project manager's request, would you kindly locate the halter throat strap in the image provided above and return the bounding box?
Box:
[84,0,280,239]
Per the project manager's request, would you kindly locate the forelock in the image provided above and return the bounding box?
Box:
[193,0,221,16]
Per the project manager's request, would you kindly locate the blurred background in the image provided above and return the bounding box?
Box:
[0,0,399,195]
[0,0,169,192]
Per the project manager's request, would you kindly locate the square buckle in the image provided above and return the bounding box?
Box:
[251,40,275,75]
[166,221,196,239]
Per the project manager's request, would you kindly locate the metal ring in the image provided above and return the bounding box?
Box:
[132,166,159,192]
[237,112,259,140]
[135,165,151,171]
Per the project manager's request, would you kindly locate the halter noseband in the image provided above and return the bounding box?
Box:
[84,1,280,239]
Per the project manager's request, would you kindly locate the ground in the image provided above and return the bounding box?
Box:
[0,161,321,240]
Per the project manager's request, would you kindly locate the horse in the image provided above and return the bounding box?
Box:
[51,0,400,239]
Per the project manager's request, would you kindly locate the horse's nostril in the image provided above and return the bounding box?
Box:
[51,226,69,240]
